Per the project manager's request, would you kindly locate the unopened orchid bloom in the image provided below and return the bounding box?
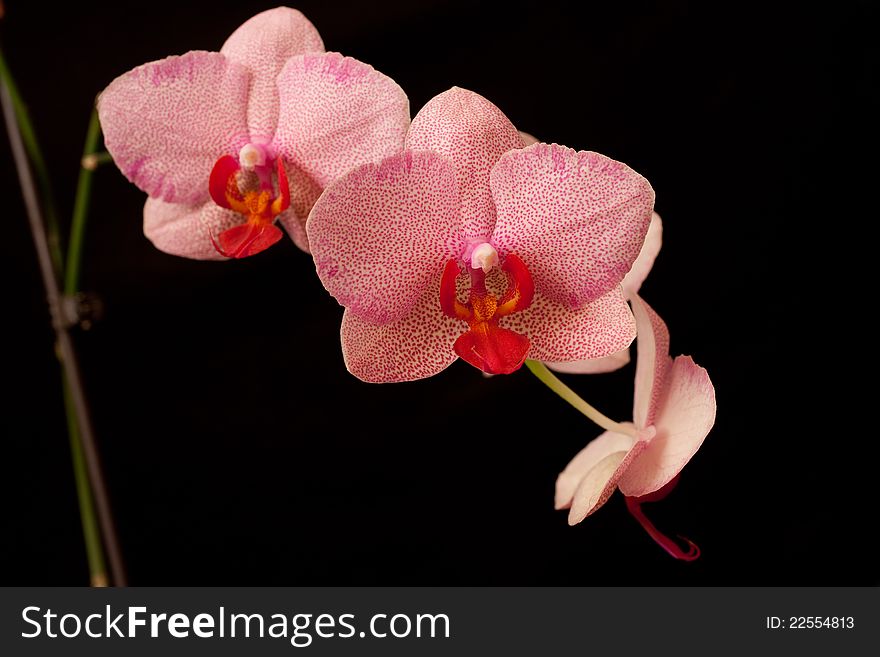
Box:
[307,87,655,382]
[554,294,716,559]
[98,7,409,259]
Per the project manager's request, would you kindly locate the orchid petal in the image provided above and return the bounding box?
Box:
[619,355,716,498]
[143,197,244,260]
[622,211,663,297]
[631,294,671,429]
[555,427,636,510]
[490,143,654,309]
[220,6,324,136]
[406,87,523,240]
[518,130,539,146]
[544,348,631,375]
[274,52,409,197]
[275,163,324,253]
[98,51,251,205]
[307,151,464,324]
[567,437,653,525]
[340,288,461,383]
[502,287,635,362]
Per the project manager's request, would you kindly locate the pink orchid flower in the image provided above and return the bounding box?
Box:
[554,294,716,559]
[307,87,655,382]
[98,7,409,259]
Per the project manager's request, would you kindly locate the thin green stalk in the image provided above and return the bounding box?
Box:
[525,360,637,438]
[63,377,108,586]
[65,109,102,295]
[0,42,64,275]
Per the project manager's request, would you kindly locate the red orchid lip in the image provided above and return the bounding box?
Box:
[440,252,535,375]
[207,154,290,258]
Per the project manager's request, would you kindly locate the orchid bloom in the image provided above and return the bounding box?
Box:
[97,7,409,259]
[554,294,716,559]
[307,87,655,382]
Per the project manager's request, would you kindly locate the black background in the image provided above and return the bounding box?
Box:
[2,1,874,584]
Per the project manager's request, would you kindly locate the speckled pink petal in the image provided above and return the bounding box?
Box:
[631,294,672,429]
[274,52,409,195]
[220,6,324,136]
[491,143,654,309]
[307,150,464,324]
[275,160,324,253]
[555,427,635,510]
[544,348,631,375]
[502,287,635,362]
[98,52,251,205]
[406,88,523,241]
[567,432,652,525]
[143,198,243,260]
[622,212,663,297]
[340,287,461,383]
[618,356,716,497]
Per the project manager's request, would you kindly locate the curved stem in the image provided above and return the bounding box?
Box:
[524,360,637,438]
[65,108,101,295]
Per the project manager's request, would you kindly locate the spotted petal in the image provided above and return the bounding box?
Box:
[406,87,523,241]
[307,151,464,324]
[274,52,409,207]
[220,6,324,136]
[143,197,242,260]
[340,287,460,383]
[98,52,251,205]
[491,143,654,309]
[618,355,716,497]
[502,287,636,362]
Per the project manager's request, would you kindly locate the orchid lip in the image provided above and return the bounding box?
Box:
[207,154,290,258]
[440,252,536,375]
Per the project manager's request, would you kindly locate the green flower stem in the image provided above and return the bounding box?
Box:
[0,42,64,275]
[524,360,637,438]
[65,109,102,295]
[63,376,108,586]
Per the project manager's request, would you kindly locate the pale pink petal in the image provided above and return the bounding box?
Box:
[622,211,663,297]
[631,294,671,429]
[502,287,635,362]
[276,208,307,252]
[340,287,461,383]
[555,427,635,510]
[275,160,324,253]
[98,52,251,205]
[519,131,539,146]
[307,151,464,324]
[618,356,716,497]
[491,143,654,309]
[274,52,409,195]
[544,348,631,375]
[143,198,241,260]
[406,87,523,241]
[567,432,652,525]
[220,6,324,136]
